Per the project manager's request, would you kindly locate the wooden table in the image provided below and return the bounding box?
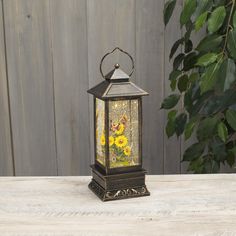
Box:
[0,175,236,235]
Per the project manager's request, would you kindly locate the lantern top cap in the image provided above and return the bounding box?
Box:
[104,64,130,81]
[87,48,149,99]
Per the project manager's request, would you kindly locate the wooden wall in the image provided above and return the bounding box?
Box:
[0,0,231,175]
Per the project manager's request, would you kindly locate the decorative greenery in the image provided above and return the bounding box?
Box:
[163,0,236,173]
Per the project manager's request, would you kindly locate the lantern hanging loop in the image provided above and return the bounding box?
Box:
[99,47,134,79]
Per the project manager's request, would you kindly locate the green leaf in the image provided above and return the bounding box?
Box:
[226,152,235,167]
[184,39,193,53]
[183,142,205,161]
[200,61,221,94]
[226,109,236,131]
[183,52,198,71]
[233,10,236,29]
[196,117,218,141]
[180,0,197,26]
[196,53,218,66]
[169,38,184,59]
[173,53,185,70]
[196,34,223,52]
[216,58,236,92]
[169,70,182,81]
[194,0,212,19]
[177,74,188,92]
[227,29,236,60]
[161,94,180,109]
[217,122,228,142]
[195,12,208,31]
[211,137,227,161]
[164,0,177,26]
[184,117,197,140]
[166,110,177,138]
[207,6,226,33]
[175,113,187,136]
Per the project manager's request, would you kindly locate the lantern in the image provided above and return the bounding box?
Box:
[87,47,150,201]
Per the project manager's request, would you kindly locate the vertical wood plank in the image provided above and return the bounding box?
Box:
[163,0,182,174]
[136,0,165,174]
[87,0,136,167]
[0,0,14,175]
[50,0,90,175]
[4,0,57,175]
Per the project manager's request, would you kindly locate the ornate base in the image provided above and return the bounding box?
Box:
[89,179,150,201]
[88,165,150,201]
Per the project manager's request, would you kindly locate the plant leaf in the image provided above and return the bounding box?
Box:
[196,117,218,141]
[173,53,185,70]
[196,34,223,52]
[169,38,184,59]
[184,117,197,140]
[196,53,218,67]
[195,12,208,31]
[226,109,236,131]
[233,10,236,28]
[164,0,177,26]
[200,61,221,94]
[207,6,226,33]
[227,29,236,60]
[177,74,188,92]
[161,94,180,109]
[183,52,198,71]
[217,122,228,142]
[166,110,177,138]
[194,0,212,19]
[175,113,187,136]
[180,0,197,26]
[216,58,236,92]
[183,142,205,161]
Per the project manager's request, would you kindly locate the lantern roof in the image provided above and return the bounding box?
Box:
[87,64,148,99]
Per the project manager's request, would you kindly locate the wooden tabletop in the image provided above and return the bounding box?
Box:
[0,175,236,236]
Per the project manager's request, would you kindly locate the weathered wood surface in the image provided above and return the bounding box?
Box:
[0,175,236,235]
[0,0,14,175]
[3,0,57,175]
[50,0,90,175]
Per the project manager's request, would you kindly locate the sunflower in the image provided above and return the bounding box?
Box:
[100,134,105,146]
[124,146,131,156]
[115,135,128,148]
[109,136,114,146]
[115,123,125,135]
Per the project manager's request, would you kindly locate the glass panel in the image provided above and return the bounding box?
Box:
[108,99,139,168]
[95,98,106,166]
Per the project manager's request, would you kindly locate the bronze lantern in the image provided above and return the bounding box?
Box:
[87,47,150,201]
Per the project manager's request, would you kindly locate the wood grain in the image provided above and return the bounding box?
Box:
[0,175,236,235]
[135,0,165,174]
[3,0,57,175]
[50,0,90,175]
[0,0,14,175]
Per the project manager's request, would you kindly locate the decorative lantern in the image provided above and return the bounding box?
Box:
[87,47,150,201]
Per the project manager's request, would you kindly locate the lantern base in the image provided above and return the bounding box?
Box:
[88,165,150,201]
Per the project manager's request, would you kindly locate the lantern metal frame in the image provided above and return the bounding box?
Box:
[87,48,150,201]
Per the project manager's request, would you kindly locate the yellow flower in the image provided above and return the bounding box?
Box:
[100,134,105,146]
[115,123,125,135]
[115,135,128,148]
[109,136,114,146]
[124,146,131,156]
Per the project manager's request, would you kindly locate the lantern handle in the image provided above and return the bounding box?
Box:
[99,47,134,79]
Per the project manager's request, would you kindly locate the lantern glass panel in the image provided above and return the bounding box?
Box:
[95,98,106,166]
[108,99,139,168]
